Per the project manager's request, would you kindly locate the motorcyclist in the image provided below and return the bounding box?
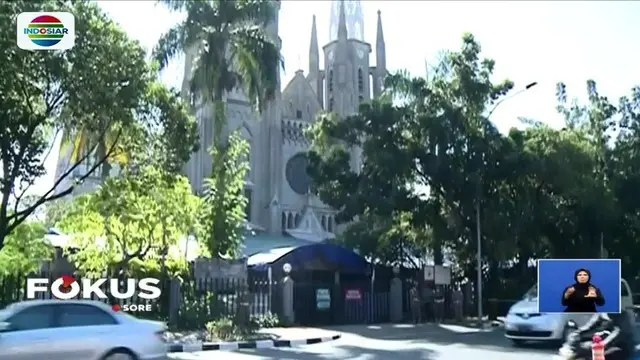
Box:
[560,311,635,360]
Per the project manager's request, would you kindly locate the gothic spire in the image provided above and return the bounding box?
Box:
[329,0,364,41]
[376,10,385,44]
[337,0,347,41]
[376,9,386,73]
[308,14,319,75]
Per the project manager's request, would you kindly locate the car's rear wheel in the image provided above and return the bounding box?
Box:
[101,349,137,360]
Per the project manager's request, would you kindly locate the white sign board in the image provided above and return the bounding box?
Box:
[434,265,451,285]
[316,288,331,309]
[424,265,434,281]
[345,289,362,300]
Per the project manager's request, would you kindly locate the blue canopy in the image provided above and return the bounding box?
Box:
[247,243,370,273]
[241,233,314,258]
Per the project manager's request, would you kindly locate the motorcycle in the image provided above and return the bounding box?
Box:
[553,325,640,360]
[552,329,610,360]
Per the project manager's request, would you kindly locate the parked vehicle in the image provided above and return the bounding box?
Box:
[504,278,634,345]
[0,299,167,360]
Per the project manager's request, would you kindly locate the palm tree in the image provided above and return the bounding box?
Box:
[153,0,283,145]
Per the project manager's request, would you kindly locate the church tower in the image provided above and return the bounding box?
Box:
[315,0,386,117]
[312,0,386,171]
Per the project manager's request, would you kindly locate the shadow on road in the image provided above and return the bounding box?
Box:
[320,323,558,354]
[237,344,437,360]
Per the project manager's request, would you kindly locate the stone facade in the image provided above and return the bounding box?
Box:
[184,1,387,242]
[54,0,387,245]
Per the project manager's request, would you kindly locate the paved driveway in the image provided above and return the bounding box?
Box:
[169,323,558,360]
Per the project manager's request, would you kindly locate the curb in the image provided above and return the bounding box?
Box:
[167,334,342,353]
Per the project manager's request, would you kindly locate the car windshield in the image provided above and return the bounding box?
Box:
[524,285,537,300]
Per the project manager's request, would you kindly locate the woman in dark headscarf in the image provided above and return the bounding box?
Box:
[561,268,605,312]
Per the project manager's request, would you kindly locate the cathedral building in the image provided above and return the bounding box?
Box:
[54,0,386,255]
[182,0,386,250]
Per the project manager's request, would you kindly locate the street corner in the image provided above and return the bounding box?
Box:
[257,326,344,341]
[167,332,342,353]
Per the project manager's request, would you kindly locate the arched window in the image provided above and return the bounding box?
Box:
[358,95,363,103]
[329,97,334,111]
[295,213,302,227]
[328,69,334,92]
[281,213,286,230]
[358,68,364,93]
[287,213,294,229]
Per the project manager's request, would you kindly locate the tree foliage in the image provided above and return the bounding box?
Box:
[0,0,198,251]
[195,132,250,258]
[0,220,52,276]
[308,33,640,296]
[153,0,282,259]
[58,166,200,278]
[153,0,282,114]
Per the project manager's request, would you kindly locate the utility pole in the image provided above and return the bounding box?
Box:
[476,201,482,322]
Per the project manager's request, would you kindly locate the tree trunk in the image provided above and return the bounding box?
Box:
[433,239,443,266]
[106,261,127,306]
[97,140,111,179]
[209,92,228,257]
[0,179,11,251]
[160,218,167,278]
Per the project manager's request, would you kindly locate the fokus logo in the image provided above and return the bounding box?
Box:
[26,275,161,312]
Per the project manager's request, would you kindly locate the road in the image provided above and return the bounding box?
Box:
[168,324,559,360]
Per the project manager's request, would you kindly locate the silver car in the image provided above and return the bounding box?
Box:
[0,299,167,360]
[505,279,635,345]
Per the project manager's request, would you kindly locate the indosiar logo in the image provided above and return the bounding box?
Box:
[17,12,75,51]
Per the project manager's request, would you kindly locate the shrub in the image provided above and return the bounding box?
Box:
[251,312,281,328]
[205,316,258,341]
[176,290,218,330]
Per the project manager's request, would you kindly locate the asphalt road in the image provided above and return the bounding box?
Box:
[168,324,559,360]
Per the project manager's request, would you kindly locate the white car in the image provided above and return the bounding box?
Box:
[0,299,167,360]
[504,278,634,345]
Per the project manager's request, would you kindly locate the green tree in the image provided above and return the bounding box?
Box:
[195,132,250,258]
[120,80,199,175]
[598,85,640,277]
[0,0,197,250]
[307,34,513,268]
[59,166,200,278]
[153,0,282,258]
[0,221,52,276]
[44,199,72,229]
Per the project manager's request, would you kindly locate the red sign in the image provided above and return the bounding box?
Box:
[345,289,362,300]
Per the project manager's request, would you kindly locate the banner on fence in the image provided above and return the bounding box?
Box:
[316,288,331,309]
[424,265,434,281]
[434,265,451,285]
[345,288,362,300]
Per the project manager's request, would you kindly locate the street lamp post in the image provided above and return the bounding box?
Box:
[476,81,537,325]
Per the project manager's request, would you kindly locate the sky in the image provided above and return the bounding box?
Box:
[33,0,640,195]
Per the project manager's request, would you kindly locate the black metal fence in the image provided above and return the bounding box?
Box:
[0,271,279,330]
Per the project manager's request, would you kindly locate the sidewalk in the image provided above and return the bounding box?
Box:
[167,327,342,353]
[317,321,500,342]
[257,326,342,340]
